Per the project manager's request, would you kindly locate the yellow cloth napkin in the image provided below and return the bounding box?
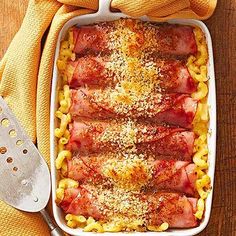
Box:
[111,0,217,19]
[0,0,216,235]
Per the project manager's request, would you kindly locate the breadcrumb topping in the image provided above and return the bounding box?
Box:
[99,119,138,148]
[102,153,153,191]
[91,185,149,225]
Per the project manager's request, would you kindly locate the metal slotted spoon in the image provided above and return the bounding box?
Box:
[0,96,63,236]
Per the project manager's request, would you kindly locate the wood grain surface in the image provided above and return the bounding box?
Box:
[0,0,235,235]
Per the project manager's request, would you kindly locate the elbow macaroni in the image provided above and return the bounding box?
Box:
[147,223,169,232]
[65,215,104,232]
[66,214,87,228]
[59,85,71,113]
[55,150,72,169]
[58,178,79,189]
[56,178,79,203]
[55,84,72,170]
[187,27,211,220]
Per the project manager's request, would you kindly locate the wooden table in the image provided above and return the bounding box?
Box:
[0,0,235,235]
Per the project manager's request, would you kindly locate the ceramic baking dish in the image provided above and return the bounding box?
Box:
[50,0,216,235]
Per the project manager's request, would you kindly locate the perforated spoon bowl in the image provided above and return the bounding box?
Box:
[0,96,63,236]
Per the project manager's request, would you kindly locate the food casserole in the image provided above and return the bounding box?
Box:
[50,0,216,235]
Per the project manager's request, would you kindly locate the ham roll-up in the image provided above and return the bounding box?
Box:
[58,186,198,228]
[65,156,197,195]
[67,56,196,94]
[72,20,197,56]
[70,89,198,128]
[67,120,195,160]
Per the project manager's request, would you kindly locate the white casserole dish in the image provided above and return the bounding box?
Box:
[50,0,217,235]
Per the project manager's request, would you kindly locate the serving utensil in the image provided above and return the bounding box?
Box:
[0,96,63,236]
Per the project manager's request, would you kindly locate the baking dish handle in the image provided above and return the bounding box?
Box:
[98,0,112,15]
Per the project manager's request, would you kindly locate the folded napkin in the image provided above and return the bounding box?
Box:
[0,0,217,235]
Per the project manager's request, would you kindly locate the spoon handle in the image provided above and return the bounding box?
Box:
[40,208,64,236]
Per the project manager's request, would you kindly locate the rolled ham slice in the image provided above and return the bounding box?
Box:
[72,20,197,56]
[58,186,198,228]
[147,193,198,228]
[59,187,103,220]
[151,161,197,195]
[153,24,197,56]
[67,56,196,94]
[67,120,194,160]
[72,26,108,55]
[70,89,197,128]
[66,56,114,89]
[65,155,197,195]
